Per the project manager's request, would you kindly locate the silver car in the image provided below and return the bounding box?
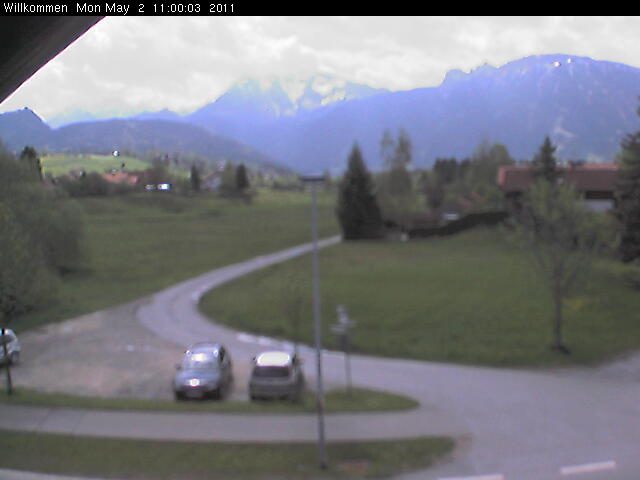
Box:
[249,351,304,401]
[0,329,20,365]
[173,343,233,400]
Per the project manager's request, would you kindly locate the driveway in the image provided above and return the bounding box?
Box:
[3,235,640,480]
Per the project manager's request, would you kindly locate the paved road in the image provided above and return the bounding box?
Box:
[2,235,640,480]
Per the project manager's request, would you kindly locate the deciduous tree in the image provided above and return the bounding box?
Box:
[0,205,57,394]
[512,179,605,354]
[377,129,418,229]
[19,146,42,181]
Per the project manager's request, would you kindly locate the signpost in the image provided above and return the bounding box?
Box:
[331,304,356,392]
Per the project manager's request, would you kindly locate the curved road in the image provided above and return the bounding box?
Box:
[3,236,640,480]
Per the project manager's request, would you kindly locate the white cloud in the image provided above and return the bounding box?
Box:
[2,16,640,122]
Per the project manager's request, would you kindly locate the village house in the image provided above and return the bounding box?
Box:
[497,162,618,212]
[102,171,139,185]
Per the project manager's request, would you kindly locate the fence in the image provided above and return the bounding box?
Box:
[408,211,509,239]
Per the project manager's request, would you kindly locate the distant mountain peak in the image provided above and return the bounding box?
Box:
[10,106,43,121]
[208,73,388,118]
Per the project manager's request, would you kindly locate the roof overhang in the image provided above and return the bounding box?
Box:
[0,16,104,104]
[496,164,618,193]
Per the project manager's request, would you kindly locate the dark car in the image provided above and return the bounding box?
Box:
[173,343,233,400]
[249,351,304,401]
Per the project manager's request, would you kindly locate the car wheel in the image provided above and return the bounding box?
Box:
[210,388,221,400]
[9,352,19,366]
[174,392,184,401]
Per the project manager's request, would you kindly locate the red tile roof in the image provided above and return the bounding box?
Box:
[102,172,139,185]
[497,163,618,193]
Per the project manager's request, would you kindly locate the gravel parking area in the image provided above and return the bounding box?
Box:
[2,300,251,401]
[6,297,640,402]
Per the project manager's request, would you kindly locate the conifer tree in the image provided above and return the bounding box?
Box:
[614,103,640,262]
[235,163,250,191]
[336,144,383,240]
[190,164,201,192]
[532,136,559,184]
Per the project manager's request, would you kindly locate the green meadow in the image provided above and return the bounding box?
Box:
[41,153,149,176]
[16,189,339,332]
[200,227,640,367]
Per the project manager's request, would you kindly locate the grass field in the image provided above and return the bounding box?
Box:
[16,189,339,332]
[0,429,454,479]
[0,386,419,413]
[200,227,640,367]
[41,153,149,176]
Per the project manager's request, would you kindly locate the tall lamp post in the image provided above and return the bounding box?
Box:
[300,174,327,470]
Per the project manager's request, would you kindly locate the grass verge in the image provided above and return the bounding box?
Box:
[200,227,640,367]
[0,386,418,414]
[0,429,454,479]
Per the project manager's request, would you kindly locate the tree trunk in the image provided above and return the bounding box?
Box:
[1,327,13,395]
[551,285,571,354]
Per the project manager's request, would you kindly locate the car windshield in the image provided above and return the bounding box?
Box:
[252,366,290,378]
[181,355,219,370]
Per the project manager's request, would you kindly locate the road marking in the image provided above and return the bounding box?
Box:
[237,333,257,343]
[560,460,617,475]
[322,350,344,359]
[439,474,504,480]
[257,336,277,346]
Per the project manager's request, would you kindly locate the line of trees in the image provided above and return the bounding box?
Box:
[0,144,84,394]
[336,130,516,239]
[217,161,253,200]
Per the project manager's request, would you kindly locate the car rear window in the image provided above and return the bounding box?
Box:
[252,366,290,378]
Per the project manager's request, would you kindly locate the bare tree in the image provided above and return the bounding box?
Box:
[512,179,605,353]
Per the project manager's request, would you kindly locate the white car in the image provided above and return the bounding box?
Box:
[0,329,20,365]
[249,351,304,401]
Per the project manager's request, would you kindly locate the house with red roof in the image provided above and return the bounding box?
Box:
[102,171,140,185]
[497,162,618,212]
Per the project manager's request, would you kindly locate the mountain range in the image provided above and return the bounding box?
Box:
[2,55,640,174]
[0,108,291,174]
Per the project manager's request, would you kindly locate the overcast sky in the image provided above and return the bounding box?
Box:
[2,16,640,122]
